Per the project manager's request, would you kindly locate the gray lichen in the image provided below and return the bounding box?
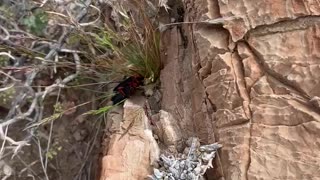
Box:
[149,137,222,180]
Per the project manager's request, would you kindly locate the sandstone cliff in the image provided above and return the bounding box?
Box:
[160,0,320,179]
[101,0,320,179]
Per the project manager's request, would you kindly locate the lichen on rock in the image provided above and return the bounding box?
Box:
[149,137,222,180]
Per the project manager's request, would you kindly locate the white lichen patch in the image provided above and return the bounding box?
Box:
[149,137,222,180]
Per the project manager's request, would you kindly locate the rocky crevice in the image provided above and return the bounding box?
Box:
[245,15,320,38]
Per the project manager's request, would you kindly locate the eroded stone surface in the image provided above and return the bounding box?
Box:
[217,0,320,41]
[248,23,320,98]
[154,110,183,149]
[100,96,160,180]
[160,0,320,179]
[248,75,320,179]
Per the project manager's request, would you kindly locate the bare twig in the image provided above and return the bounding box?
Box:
[0,71,20,82]
[36,138,49,180]
[44,87,61,173]
[0,52,15,60]
[0,83,14,92]
[0,0,92,158]
[0,1,112,178]
[0,25,10,41]
[0,125,9,157]
[158,16,237,30]
[40,0,49,7]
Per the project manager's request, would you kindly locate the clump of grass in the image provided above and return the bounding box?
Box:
[93,9,161,84]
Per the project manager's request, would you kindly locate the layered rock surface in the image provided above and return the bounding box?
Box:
[160,0,320,179]
[100,97,160,180]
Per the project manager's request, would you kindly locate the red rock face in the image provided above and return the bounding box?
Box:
[160,0,320,179]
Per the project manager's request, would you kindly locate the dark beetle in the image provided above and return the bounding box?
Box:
[111,75,144,105]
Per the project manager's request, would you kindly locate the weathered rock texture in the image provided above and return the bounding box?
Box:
[160,0,320,179]
[154,110,184,149]
[100,96,160,180]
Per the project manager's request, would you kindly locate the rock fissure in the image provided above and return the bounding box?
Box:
[242,41,312,100]
[246,15,320,38]
[251,121,319,127]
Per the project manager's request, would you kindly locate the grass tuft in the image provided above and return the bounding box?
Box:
[93,9,161,84]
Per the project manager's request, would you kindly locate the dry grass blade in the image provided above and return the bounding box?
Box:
[92,4,161,84]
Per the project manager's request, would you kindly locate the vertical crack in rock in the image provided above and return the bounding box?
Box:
[230,51,251,119]
[161,0,197,139]
[190,23,229,179]
[232,45,253,180]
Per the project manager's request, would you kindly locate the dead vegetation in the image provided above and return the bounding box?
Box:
[0,0,166,179]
